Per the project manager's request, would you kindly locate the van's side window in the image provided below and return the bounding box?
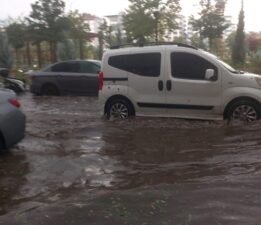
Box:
[108,53,161,77]
[171,52,217,80]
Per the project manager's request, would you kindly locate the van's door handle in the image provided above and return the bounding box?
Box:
[158,80,163,91]
[166,80,172,91]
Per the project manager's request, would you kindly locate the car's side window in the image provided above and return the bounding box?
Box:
[171,52,217,80]
[80,62,100,74]
[51,62,80,73]
[108,53,161,77]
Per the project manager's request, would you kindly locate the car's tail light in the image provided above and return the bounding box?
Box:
[8,98,21,108]
[98,71,104,91]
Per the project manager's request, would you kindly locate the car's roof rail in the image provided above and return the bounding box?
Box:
[110,42,198,50]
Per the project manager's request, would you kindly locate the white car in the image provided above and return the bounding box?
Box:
[98,43,261,122]
[0,88,26,151]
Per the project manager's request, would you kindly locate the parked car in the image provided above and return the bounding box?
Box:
[0,88,26,151]
[0,68,25,93]
[30,60,101,96]
[99,42,261,122]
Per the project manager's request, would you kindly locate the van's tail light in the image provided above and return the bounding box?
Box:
[98,71,104,91]
[8,98,21,108]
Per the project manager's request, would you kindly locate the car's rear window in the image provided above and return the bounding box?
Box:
[108,53,161,77]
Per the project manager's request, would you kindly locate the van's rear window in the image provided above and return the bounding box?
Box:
[108,53,161,77]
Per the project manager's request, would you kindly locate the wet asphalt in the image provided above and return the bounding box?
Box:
[1,93,261,225]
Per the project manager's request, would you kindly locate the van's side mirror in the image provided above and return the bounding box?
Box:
[205,69,217,81]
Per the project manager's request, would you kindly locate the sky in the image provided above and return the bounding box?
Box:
[0,0,260,32]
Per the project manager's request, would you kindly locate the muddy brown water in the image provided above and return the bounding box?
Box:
[1,93,261,225]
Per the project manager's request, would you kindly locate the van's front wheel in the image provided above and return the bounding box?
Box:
[107,99,134,119]
[227,99,261,122]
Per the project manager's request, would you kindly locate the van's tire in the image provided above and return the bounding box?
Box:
[226,99,261,122]
[107,99,134,119]
[41,84,59,96]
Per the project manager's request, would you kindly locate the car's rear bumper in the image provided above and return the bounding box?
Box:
[1,109,26,149]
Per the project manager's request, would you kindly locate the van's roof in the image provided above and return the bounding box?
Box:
[108,46,200,55]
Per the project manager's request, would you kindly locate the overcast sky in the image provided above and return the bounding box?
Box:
[1,0,260,32]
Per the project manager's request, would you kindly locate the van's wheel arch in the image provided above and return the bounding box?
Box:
[105,97,135,119]
[41,83,59,96]
[224,97,261,122]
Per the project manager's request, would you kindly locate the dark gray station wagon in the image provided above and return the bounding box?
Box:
[30,60,101,96]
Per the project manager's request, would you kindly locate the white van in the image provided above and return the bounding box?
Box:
[98,43,261,122]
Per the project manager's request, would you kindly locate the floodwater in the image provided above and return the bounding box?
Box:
[1,93,261,225]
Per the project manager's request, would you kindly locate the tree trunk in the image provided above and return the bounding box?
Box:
[36,42,42,68]
[79,39,84,59]
[15,48,19,66]
[26,41,32,67]
[209,38,213,52]
[49,41,56,63]
[98,32,103,60]
[52,41,57,62]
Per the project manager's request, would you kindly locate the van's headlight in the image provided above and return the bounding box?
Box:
[255,77,261,87]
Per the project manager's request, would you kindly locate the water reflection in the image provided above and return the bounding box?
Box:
[100,119,261,189]
[0,150,29,215]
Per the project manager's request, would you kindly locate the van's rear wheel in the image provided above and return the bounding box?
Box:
[227,99,261,122]
[107,99,134,119]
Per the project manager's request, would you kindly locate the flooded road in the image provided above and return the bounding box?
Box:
[1,93,261,225]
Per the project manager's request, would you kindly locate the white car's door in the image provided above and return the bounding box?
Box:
[165,50,223,120]
[125,51,167,117]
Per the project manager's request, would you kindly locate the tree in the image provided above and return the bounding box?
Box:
[247,32,261,55]
[0,31,13,69]
[123,0,181,43]
[190,33,207,49]
[57,39,76,61]
[98,20,113,48]
[5,22,26,65]
[190,0,230,51]
[28,0,70,63]
[67,10,90,59]
[232,0,245,65]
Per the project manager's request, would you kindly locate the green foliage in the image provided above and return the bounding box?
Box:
[67,10,90,41]
[190,33,207,49]
[99,20,113,48]
[246,32,261,55]
[67,10,90,59]
[190,0,230,50]
[86,45,99,60]
[0,32,13,69]
[28,0,69,42]
[232,4,246,65]
[246,56,261,74]
[57,39,76,61]
[5,22,26,50]
[27,0,70,62]
[123,0,181,42]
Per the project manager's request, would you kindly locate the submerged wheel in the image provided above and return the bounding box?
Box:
[227,99,261,122]
[107,99,134,119]
[41,84,59,96]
